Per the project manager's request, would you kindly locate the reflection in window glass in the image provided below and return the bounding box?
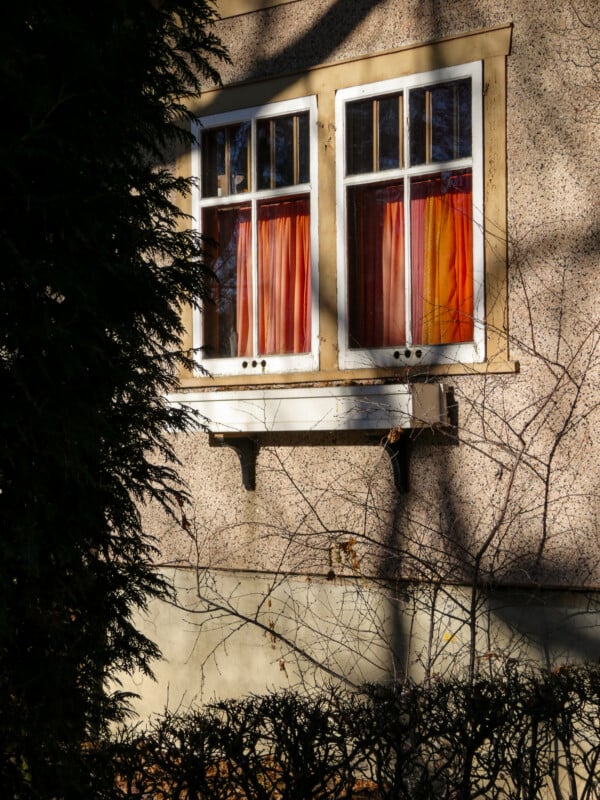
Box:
[378,94,402,170]
[201,205,252,357]
[201,122,250,197]
[410,78,471,165]
[346,99,374,175]
[257,112,309,189]
[198,100,314,370]
[346,93,403,175]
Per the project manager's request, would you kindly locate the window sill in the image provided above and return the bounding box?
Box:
[177,358,519,391]
[168,382,449,434]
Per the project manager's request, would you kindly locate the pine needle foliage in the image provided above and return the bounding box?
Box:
[0,2,227,796]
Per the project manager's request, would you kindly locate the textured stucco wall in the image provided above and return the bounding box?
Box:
[125,0,600,712]
[157,0,600,586]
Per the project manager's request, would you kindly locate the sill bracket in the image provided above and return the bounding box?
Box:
[209,432,411,493]
[177,383,448,492]
[209,435,259,491]
[381,433,411,493]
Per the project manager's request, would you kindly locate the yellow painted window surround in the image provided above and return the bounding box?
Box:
[179,24,513,389]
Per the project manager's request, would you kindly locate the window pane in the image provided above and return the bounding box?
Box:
[347,94,403,175]
[297,112,309,184]
[410,170,473,344]
[378,93,402,170]
[202,122,250,197]
[347,181,405,348]
[409,78,471,165]
[228,123,251,193]
[201,128,224,197]
[257,196,311,355]
[257,112,309,189]
[346,99,374,175]
[202,205,252,357]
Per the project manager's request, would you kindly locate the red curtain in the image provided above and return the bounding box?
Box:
[208,198,310,358]
[202,205,252,359]
[347,182,405,348]
[347,172,472,349]
[257,197,311,355]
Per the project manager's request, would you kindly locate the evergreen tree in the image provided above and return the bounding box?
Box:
[0,2,226,796]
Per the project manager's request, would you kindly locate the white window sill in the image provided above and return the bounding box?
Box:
[168,383,448,434]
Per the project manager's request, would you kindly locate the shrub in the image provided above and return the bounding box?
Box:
[110,665,600,800]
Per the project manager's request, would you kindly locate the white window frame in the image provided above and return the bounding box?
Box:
[191,96,319,377]
[335,61,485,370]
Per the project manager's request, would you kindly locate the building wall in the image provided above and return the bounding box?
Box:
[121,0,600,716]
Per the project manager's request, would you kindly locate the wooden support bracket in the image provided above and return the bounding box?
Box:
[209,435,259,491]
[382,434,411,493]
[209,432,411,493]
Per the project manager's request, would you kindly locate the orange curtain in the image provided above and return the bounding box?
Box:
[347,182,405,348]
[258,197,311,355]
[411,171,473,345]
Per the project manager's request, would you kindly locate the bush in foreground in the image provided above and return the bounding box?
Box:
[110,664,600,800]
[0,2,226,796]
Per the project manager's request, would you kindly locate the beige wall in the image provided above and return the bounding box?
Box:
[124,570,600,716]
[126,0,600,713]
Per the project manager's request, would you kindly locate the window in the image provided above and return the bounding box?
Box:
[336,62,484,369]
[187,27,512,389]
[192,97,318,377]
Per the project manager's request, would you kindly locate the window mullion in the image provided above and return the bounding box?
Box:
[403,93,412,346]
[251,197,258,358]
[373,99,379,171]
[251,119,259,358]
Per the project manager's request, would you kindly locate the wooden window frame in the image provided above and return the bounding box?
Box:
[336,61,485,370]
[191,96,319,377]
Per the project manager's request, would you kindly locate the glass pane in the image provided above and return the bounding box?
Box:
[257,196,311,355]
[409,78,471,165]
[201,128,225,198]
[346,181,405,348]
[202,205,253,357]
[257,119,272,189]
[410,170,473,345]
[228,123,251,193]
[346,99,374,175]
[298,112,309,184]
[201,122,250,197]
[257,112,309,189]
[378,93,402,170]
